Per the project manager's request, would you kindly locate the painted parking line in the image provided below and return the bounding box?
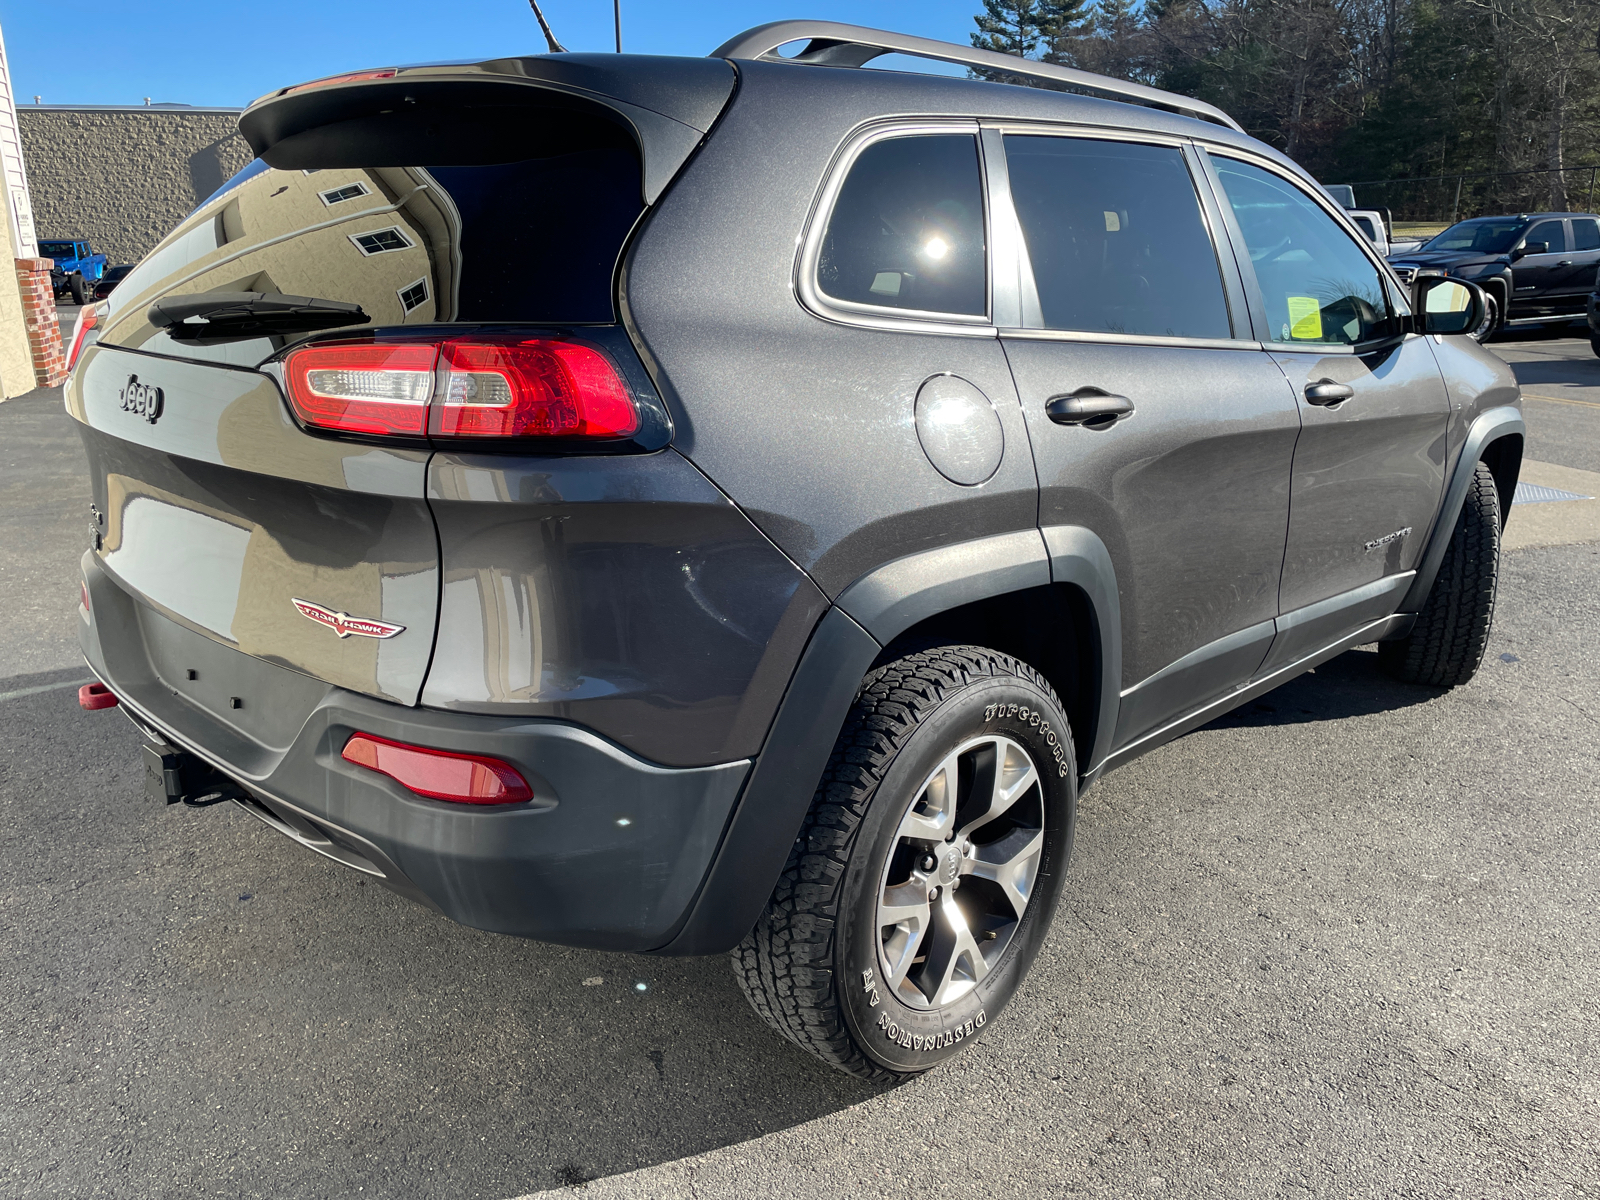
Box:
[1521,393,1600,410]
[0,678,92,704]
[1514,482,1593,506]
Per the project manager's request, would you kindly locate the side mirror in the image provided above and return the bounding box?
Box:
[1413,276,1486,336]
[1513,241,1546,260]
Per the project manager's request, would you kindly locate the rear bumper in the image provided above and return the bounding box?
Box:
[80,552,750,952]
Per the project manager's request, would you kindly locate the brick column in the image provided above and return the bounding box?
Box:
[16,258,67,389]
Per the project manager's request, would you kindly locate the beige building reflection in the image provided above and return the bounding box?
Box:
[103,163,464,346]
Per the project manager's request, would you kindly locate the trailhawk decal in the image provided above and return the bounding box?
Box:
[984,702,1071,778]
[291,598,405,640]
[1364,526,1412,552]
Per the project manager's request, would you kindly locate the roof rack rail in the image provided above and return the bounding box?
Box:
[710,21,1244,133]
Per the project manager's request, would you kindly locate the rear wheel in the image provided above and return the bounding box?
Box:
[733,646,1076,1079]
[1379,461,1500,688]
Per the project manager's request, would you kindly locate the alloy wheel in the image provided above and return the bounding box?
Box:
[875,734,1046,1011]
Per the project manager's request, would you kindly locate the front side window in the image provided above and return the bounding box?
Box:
[816,133,987,318]
[1006,136,1232,339]
[1522,220,1567,254]
[1212,156,1397,347]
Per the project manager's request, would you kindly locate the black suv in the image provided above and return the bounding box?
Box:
[1388,211,1600,337]
[66,21,1523,1079]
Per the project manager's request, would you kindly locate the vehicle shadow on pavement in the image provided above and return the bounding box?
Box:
[0,689,889,1200]
[1200,646,1439,730]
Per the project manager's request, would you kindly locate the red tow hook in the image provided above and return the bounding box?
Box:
[79,683,119,711]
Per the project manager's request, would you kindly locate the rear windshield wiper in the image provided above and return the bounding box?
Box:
[147,292,367,344]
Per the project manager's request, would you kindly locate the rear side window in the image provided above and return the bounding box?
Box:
[1574,219,1600,251]
[1211,156,1398,347]
[1523,220,1567,254]
[816,134,987,318]
[1005,137,1231,340]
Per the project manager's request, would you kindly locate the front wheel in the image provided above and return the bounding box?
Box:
[1589,335,1600,360]
[1379,461,1500,688]
[69,273,92,305]
[733,646,1077,1079]
[1472,289,1502,342]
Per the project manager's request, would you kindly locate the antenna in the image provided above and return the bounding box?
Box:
[527,0,567,53]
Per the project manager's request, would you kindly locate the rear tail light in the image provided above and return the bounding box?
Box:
[341,732,534,805]
[434,340,638,439]
[283,342,435,436]
[66,304,98,371]
[282,337,639,442]
[80,581,90,613]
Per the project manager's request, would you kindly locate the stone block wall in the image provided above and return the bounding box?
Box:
[17,106,252,266]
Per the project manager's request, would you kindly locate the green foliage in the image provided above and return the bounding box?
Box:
[969,0,1600,211]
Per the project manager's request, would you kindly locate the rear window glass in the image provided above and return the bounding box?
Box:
[816,134,987,318]
[1005,136,1231,340]
[99,120,643,364]
[1575,219,1600,251]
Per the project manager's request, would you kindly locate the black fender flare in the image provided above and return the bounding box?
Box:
[1398,404,1524,613]
[653,526,1122,955]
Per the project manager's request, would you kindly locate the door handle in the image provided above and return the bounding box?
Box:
[1046,387,1135,428]
[1557,260,1573,267]
[1304,379,1355,406]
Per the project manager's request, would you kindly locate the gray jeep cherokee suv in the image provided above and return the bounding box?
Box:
[67,21,1523,1079]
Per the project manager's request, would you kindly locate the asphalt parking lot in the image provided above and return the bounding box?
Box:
[3,319,1597,1199]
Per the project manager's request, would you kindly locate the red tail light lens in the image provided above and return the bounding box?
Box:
[433,339,639,439]
[283,342,437,436]
[341,733,534,805]
[66,304,98,371]
[282,337,639,443]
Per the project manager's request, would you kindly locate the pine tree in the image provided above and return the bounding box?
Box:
[971,0,1050,58]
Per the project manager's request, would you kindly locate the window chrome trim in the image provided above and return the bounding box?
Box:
[795,120,995,335]
[998,327,1264,352]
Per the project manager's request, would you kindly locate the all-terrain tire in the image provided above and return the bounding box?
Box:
[70,273,92,305]
[1379,460,1500,688]
[732,646,1077,1080]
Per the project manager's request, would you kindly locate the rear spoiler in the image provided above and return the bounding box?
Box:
[238,54,735,204]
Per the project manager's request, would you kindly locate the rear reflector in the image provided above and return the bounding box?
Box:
[66,304,98,371]
[79,683,119,710]
[282,337,639,442]
[341,732,533,805]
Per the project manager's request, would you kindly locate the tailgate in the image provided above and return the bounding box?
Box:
[70,345,437,706]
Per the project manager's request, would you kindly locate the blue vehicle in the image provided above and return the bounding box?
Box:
[38,238,108,304]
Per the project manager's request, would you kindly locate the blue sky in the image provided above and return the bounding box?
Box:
[1,1,983,107]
